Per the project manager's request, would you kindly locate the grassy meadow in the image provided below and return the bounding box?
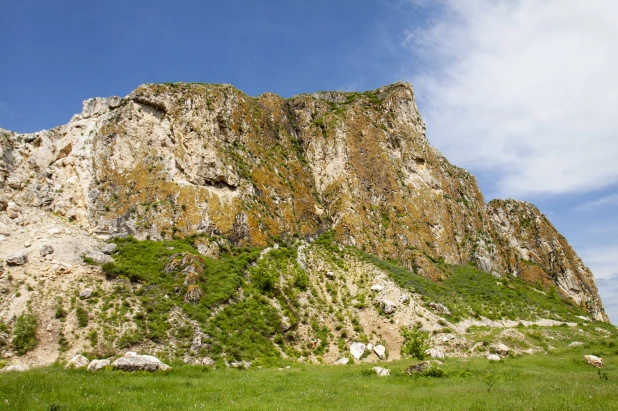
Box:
[1,343,616,411]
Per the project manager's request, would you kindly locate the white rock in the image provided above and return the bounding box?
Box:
[0,364,29,372]
[370,284,384,292]
[24,241,31,248]
[48,227,62,235]
[87,359,110,371]
[101,243,117,255]
[80,288,93,299]
[112,353,170,372]
[425,347,445,359]
[495,343,510,356]
[372,366,390,376]
[6,250,28,266]
[398,294,409,304]
[65,354,89,369]
[568,341,584,347]
[373,344,386,360]
[487,354,501,361]
[379,299,397,314]
[334,357,349,365]
[367,343,373,352]
[325,271,335,279]
[350,342,367,360]
[584,355,604,368]
[201,357,216,366]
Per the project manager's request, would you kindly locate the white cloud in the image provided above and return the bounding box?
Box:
[580,244,618,279]
[406,0,618,198]
[576,193,618,211]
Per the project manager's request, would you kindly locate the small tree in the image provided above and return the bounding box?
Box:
[401,326,430,360]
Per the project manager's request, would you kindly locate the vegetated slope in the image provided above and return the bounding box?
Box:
[0,82,611,368]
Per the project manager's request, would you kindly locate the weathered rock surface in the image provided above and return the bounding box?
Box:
[101,243,117,255]
[334,357,349,365]
[0,81,607,321]
[87,359,110,371]
[112,353,170,372]
[39,244,54,257]
[584,355,604,368]
[373,344,387,360]
[495,344,510,356]
[6,250,28,266]
[65,354,89,369]
[350,342,366,360]
[406,361,431,374]
[568,341,584,347]
[372,366,390,376]
[487,354,501,362]
[426,347,445,359]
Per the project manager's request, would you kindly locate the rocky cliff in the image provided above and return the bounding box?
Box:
[0,81,607,321]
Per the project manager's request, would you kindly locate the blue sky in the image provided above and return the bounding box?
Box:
[2,0,617,322]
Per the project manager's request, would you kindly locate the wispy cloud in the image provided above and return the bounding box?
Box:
[580,244,618,279]
[404,0,618,198]
[576,193,618,211]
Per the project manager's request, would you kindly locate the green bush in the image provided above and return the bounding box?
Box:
[76,306,89,328]
[401,326,430,360]
[12,311,38,355]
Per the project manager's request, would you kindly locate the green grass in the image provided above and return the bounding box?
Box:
[1,345,616,410]
[360,252,590,323]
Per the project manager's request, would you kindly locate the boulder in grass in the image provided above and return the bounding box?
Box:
[372,366,391,376]
[112,353,170,372]
[406,361,431,375]
[87,359,110,371]
[334,357,349,365]
[487,354,501,362]
[584,355,604,368]
[350,342,366,360]
[495,343,510,356]
[101,243,117,255]
[65,354,89,369]
[425,347,445,359]
[373,344,387,360]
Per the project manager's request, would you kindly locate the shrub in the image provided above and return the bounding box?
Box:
[76,306,89,328]
[12,311,38,355]
[401,326,430,360]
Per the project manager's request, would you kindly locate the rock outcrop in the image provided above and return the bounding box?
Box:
[0,81,607,321]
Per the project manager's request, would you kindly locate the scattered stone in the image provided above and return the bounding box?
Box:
[325,271,335,279]
[398,294,409,304]
[84,251,113,265]
[334,357,349,365]
[201,357,216,366]
[87,359,110,371]
[584,355,604,368]
[6,250,28,266]
[425,347,445,359]
[406,361,431,375]
[0,222,10,236]
[229,361,251,369]
[428,302,451,316]
[372,366,391,376]
[80,288,93,299]
[6,202,21,219]
[367,343,373,352]
[568,341,584,347]
[0,364,29,373]
[350,342,367,360]
[112,353,170,372]
[101,243,117,255]
[24,241,31,248]
[39,244,54,256]
[495,343,510,356]
[65,354,89,369]
[370,284,385,292]
[441,334,455,342]
[48,227,62,235]
[373,344,386,360]
[379,299,397,314]
[487,354,501,362]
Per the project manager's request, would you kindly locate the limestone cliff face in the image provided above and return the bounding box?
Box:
[0,82,607,321]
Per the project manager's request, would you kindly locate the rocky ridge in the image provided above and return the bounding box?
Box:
[0,81,606,321]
